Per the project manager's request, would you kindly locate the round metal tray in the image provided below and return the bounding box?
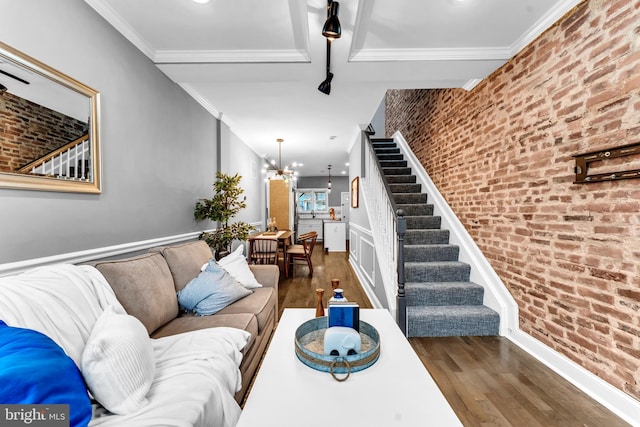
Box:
[294,316,380,381]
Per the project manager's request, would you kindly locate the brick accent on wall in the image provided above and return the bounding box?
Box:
[0,92,87,173]
[386,0,640,400]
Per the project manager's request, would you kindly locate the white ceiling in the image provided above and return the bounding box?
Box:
[85,0,581,177]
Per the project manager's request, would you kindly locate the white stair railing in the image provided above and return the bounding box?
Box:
[362,136,400,322]
[19,135,91,181]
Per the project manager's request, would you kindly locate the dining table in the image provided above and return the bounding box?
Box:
[247,230,292,274]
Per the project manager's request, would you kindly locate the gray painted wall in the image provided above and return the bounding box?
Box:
[0,1,260,264]
[370,99,386,138]
[220,122,265,227]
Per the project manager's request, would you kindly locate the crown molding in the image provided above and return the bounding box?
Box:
[509,0,584,56]
[154,49,311,64]
[462,79,483,91]
[178,83,221,118]
[348,47,511,62]
[85,0,311,64]
[84,0,156,60]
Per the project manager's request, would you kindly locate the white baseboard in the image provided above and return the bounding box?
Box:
[508,329,640,426]
[0,232,202,277]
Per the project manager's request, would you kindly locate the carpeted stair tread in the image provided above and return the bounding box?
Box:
[406,282,484,306]
[382,167,412,176]
[386,175,417,184]
[377,154,405,161]
[374,148,400,155]
[404,244,459,261]
[404,215,441,229]
[371,138,395,145]
[393,193,428,205]
[407,305,500,337]
[390,183,422,193]
[380,160,408,169]
[404,229,449,245]
[397,203,434,216]
[405,261,470,282]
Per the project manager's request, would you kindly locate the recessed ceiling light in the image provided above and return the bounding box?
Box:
[192,0,210,4]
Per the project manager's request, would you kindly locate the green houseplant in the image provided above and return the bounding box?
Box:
[194,171,254,259]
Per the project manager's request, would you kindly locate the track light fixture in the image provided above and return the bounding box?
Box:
[318,72,333,95]
[322,1,341,41]
[318,1,341,95]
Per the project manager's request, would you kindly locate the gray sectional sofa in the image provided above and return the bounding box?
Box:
[0,239,279,426]
[91,240,279,403]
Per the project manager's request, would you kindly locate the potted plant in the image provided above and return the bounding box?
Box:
[194,171,254,259]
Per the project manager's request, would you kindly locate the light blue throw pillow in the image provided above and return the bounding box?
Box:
[178,264,252,316]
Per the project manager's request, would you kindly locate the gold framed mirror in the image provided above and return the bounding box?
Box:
[0,41,101,193]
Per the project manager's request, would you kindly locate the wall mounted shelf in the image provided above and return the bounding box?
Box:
[573,142,640,183]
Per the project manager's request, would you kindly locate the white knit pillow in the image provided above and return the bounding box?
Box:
[217,245,262,289]
[81,305,155,415]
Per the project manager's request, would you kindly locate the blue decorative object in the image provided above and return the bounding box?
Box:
[328,288,346,302]
[323,326,361,356]
[0,321,92,427]
[328,301,360,331]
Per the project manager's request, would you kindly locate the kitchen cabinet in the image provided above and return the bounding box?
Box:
[323,221,346,252]
[269,179,291,230]
[297,219,323,241]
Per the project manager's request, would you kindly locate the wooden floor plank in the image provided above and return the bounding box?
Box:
[274,245,630,426]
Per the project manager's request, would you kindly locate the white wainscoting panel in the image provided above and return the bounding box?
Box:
[359,236,375,288]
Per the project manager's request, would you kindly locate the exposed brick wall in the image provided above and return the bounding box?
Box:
[0,92,87,172]
[386,0,640,400]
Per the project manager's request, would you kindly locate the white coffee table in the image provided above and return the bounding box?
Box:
[236,308,462,427]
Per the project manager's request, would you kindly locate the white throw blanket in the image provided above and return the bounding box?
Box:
[0,264,118,366]
[0,264,250,427]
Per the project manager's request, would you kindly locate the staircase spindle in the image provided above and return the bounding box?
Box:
[396,209,407,335]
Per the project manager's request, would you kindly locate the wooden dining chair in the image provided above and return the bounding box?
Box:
[249,238,279,265]
[285,231,317,277]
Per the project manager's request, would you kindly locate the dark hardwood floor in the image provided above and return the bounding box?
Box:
[275,244,630,427]
[277,244,374,317]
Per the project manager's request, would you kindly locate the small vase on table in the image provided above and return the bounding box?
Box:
[315,288,325,317]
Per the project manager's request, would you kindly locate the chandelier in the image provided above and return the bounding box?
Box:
[263,138,300,181]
